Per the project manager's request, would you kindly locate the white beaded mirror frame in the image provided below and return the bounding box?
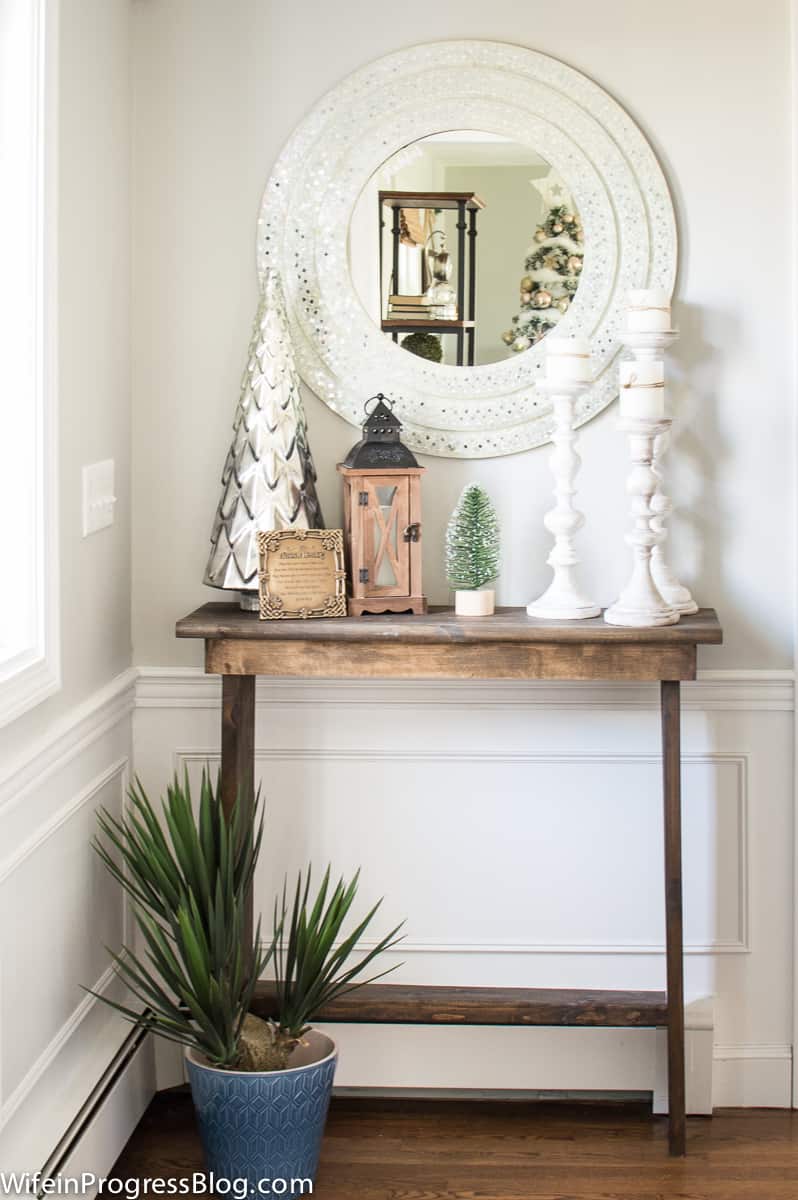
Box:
[257,41,677,459]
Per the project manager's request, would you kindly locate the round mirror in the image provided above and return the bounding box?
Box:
[349,132,583,368]
[258,41,676,458]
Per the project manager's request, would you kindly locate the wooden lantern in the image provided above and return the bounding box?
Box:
[338,395,426,616]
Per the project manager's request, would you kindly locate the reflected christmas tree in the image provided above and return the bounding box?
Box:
[501,174,584,353]
[203,271,324,609]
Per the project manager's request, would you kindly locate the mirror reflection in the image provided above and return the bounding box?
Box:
[349,131,584,367]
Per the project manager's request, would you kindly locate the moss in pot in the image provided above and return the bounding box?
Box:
[90,773,403,1192]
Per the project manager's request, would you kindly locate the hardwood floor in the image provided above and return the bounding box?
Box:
[112,1090,798,1199]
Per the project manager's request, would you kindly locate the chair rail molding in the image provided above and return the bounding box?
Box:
[0,666,137,810]
[136,666,795,712]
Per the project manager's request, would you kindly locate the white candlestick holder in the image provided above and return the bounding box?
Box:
[618,329,680,360]
[527,381,600,621]
[617,327,697,615]
[604,417,679,627]
[651,427,698,615]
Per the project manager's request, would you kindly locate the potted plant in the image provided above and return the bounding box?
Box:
[400,331,443,362]
[91,773,403,1193]
[445,482,501,615]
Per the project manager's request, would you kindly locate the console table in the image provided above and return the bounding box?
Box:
[176,604,723,1156]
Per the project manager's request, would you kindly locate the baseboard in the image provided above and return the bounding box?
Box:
[712,1044,793,1108]
[317,1018,716,1115]
[333,1086,651,1101]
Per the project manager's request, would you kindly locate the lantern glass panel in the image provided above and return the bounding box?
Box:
[376,487,398,573]
[376,484,399,583]
[362,476,410,596]
[376,485,397,506]
[373,505,398,586]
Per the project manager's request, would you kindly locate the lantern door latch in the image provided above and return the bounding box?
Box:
[358,491,369,506]
[403,523,421,543]
[359,567,369,583]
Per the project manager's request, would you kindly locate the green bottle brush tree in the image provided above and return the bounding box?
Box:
[445,483,500,616]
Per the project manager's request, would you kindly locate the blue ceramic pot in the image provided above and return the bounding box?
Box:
[186,1030,337,1195]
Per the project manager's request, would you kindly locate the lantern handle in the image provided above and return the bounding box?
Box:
[364,393,394,417]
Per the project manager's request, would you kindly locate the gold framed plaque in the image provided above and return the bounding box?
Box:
[257,529,347,620]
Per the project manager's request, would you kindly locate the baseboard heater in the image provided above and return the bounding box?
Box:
[37,1022,152,1189]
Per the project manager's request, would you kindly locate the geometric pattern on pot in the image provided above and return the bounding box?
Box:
[186,1047,337,1193]
[257,40,677,458]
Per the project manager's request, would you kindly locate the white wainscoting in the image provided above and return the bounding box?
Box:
[3,662,790,1171]
[136,667,795,1109]
[0,669,152,1172]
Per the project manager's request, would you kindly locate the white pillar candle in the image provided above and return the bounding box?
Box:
[626,287,671,333]
[620,360,665,419]
[545,335,592,385]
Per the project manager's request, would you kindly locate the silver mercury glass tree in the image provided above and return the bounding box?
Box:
[203,271,324,610]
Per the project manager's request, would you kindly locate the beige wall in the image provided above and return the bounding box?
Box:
[131,0,794,669]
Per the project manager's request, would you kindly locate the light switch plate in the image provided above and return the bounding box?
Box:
[82,459,116,537]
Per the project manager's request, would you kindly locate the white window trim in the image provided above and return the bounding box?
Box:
[0,0,60,727]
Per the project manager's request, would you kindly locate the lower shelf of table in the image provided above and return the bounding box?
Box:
[252,983,668,1028]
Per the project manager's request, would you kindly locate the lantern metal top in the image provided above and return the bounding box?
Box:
[340,394,420,470]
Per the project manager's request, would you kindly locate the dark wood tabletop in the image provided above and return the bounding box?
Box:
[177,603,722,646]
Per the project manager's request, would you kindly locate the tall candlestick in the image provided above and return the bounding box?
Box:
[616,326,696,617]
[527,377,599,621]
[604,417,679,627]
[651,427,698,615]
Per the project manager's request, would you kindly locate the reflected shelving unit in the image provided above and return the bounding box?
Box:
[379,191,484,366]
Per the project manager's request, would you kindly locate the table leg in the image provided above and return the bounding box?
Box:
[661,679,686,1156]
[221,674,256,963]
